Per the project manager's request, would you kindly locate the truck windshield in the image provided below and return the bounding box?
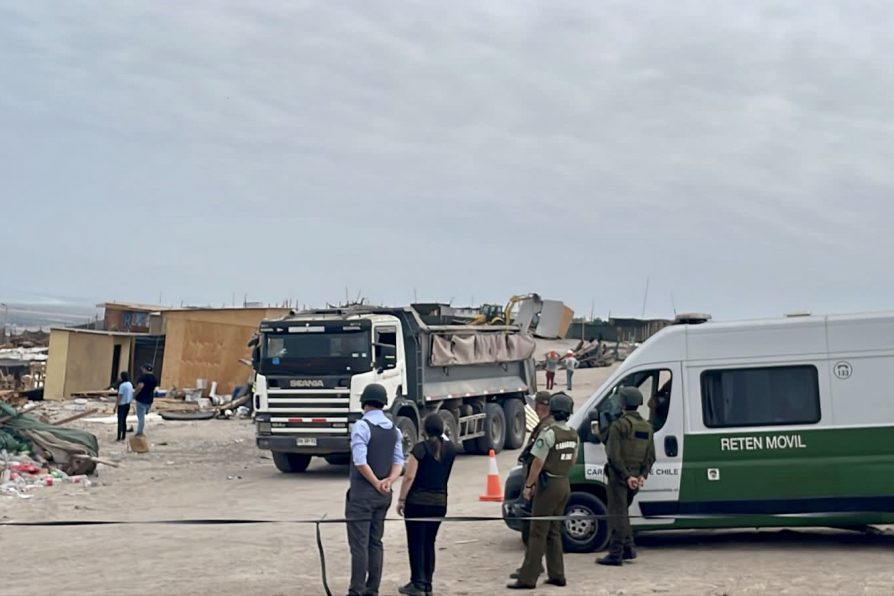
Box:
[260,331,372,375]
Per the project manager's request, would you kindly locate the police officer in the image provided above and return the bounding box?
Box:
[597,386,656,566]
[508,393,579,590]
[518,391,554,546]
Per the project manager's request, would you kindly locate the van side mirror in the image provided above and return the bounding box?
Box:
[586,410,601,444]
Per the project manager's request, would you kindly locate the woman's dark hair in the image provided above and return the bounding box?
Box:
[120,371,130,383]
[423,413,445,462]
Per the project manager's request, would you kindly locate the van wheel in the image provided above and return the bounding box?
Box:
[474,403,507,454]
[394,416,418,458]
[438,410,460,446]
[272,452,311,473]
[502,399,526,449]
[562,492,609,553]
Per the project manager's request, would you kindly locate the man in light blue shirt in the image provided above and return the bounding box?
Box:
[114,372,134,442]
[346,384,405,596]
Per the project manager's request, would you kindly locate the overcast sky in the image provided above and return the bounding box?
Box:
[2,1,892,320]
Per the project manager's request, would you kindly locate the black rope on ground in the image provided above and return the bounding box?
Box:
[315,515,333,596]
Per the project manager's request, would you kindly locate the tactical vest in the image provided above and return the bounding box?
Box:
[350,419,398,494]
[617,412,653,471]
[543,424,578,477]
[520,415,554,469]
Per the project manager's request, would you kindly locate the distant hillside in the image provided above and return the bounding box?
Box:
[2,302,99,331]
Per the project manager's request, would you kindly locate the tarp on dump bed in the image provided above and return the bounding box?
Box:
[430,332,536,366]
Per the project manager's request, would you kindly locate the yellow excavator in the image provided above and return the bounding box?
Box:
[469,293,541,326]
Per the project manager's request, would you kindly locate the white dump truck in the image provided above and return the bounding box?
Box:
[251,305,538,473]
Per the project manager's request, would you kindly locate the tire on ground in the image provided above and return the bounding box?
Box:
[324,453,351,466]
[272,452,312,473]
[473,402,507,454]
[437,410,460,447]
[394,415,418,458]
[562,491,610,553]
[502,398,526,450]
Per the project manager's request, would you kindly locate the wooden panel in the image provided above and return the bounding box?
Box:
[44,330,70,400]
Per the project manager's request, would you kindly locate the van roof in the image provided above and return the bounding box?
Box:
[630,310,894,364]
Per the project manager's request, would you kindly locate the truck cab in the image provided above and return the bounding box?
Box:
[254,313,408,472]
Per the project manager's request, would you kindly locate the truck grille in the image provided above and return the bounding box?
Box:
[265,390,350,434]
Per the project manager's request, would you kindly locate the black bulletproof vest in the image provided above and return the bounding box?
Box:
[350,419,397,491]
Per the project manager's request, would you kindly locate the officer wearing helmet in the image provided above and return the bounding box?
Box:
[516,391,556,547]
[508,393,579,590]
[597,386,656,567]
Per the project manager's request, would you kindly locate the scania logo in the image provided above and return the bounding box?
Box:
[289,379,325,388]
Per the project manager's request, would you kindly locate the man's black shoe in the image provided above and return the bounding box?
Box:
[596,555,624,566]
[545,577,567,587]
[623,547,637,560]
[398,583,424,596]
[506,581,536,590]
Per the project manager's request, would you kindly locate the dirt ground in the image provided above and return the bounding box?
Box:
[2,362,893,596]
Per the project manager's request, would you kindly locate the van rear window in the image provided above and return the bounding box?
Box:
[701,365,820,428]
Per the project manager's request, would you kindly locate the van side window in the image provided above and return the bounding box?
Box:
[701,365,820,428]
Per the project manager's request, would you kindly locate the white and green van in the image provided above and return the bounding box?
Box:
[503,312,894,551]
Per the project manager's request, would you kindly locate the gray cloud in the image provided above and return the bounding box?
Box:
[1,1,892,318]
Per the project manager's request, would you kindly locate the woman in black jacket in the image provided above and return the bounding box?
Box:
[397,414,456,596]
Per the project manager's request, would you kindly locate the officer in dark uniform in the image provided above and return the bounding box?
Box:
[508,393,579,590]
[518,391,554,546]
[597,386,656,566]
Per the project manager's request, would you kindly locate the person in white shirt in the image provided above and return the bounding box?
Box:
[562,350,579,390]
[114,372,134,441]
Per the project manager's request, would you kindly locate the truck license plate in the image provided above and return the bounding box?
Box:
[295,438,317,447]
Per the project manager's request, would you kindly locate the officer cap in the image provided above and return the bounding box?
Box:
[548,392,574,417]
[360,383,388,407]
[534,391,552,406]
[619,386,644,408]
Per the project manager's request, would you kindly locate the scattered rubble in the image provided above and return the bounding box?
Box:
[0,401,103,498]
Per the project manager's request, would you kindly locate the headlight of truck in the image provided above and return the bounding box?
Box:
[257,422,272,434]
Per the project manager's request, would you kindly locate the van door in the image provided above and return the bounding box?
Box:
[583,362,684,527]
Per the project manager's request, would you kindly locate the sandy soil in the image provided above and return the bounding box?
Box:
[2,364,892,596]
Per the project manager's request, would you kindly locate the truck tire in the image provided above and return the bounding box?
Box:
[272,452,311,474]
[474,402,507,454]
[395,416,418,458]
[438,410,460,446]
[502,399,526,450]
[324,454,351,466]
[562,492,609,553]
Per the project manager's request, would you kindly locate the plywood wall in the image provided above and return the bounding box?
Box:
[161,319,258,394]
[65,332,115,397]
[44,329,71,400]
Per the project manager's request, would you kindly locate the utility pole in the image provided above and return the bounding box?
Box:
[0,303,7,343]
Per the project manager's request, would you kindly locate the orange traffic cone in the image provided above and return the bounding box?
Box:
[479,449,504,502]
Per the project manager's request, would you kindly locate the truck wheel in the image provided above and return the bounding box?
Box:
[438,410,460,446]
[474,403,507,454]
[502,399,526,450]
[324,454,351,466]
[395,416,418,458]
[272,452,312,473]
[562,492,609,553]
